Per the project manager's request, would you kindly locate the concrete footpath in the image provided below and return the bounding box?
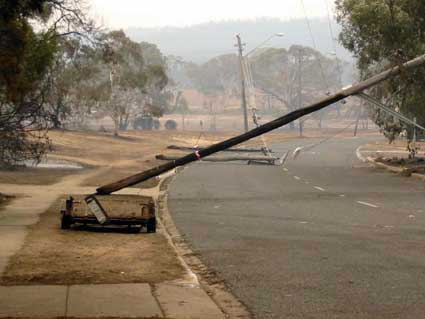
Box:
[0,171,225,319]
[0,283,224,318]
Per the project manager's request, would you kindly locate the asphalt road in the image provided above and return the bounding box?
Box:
[168,135,425,319]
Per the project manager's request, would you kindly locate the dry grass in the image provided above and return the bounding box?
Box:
[0,128,377,188]
[1,195,185,286]
[0,167,84,185]
[0,192,13,210]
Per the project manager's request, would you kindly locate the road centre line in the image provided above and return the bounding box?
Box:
[356,201,379,208]
[314,186,325,192]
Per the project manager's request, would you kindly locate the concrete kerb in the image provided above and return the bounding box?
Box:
[157,173,252,319]
[356,145,425,181]
[355,146,368,163]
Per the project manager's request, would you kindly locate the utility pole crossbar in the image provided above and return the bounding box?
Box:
[95,54,425,195]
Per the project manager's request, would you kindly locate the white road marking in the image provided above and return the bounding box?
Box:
[355,146,367,163]
[283,168,288,172]
[356,201,379,208]
[339,194,346,197]
[294,176,301,180]
[305,181,310,184]
[314,186,326,192]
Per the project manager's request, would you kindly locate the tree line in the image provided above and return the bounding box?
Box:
[0,0,171,167]
[168,44,348,128]
[2,0,424,167]
[337,0,425,142]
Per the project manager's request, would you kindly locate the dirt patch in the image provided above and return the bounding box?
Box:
[0,167,84,185]
[0,318,165,319]
[81,166,159,189]
[375,156,425,176]
[376,156,425,165]
[0,192,13,210]
[1,196,185,286]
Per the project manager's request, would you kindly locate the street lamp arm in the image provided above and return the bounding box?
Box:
[244,33,284,57]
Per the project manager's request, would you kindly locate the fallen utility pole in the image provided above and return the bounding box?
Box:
[156,154,279,162]
[96,54,425,195]
[167,145,273,153]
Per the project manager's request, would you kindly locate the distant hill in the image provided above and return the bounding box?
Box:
[126,18,354,63]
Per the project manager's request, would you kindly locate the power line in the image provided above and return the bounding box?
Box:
[292,120,357,159]
[323,0,343,87]
[299,0,330,92]
[324,0,337,55]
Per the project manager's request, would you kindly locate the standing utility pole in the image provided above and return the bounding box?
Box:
[298,50,303,137]
[236,34,249,132]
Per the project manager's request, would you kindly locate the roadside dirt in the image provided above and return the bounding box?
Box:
[2,128,375,188]
[1,195,185,286]
[367,140,425,176]
[0,167,85,185]
[375,157,425,175]
[81,167,160,189]
[0,192,13,210]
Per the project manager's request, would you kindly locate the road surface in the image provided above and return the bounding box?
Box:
[168,136,425,319]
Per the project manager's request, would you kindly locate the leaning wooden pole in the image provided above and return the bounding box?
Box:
[167,145,272,153]
[96,54,425,195]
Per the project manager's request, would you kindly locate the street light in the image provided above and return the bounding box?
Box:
[236,33,284,132]
[244,33,285,57]
[326,51,347,105]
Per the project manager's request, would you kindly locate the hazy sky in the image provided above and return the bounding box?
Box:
[90,0,336,29]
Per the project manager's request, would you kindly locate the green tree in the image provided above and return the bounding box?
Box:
[141,43,170,116]
[336,0,425,141]
[0,0,93,166]
[187,54,239,96]
[96,31,169,135]
[250,45,341,127]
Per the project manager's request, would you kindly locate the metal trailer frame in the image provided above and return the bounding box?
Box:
[60,196,156,232]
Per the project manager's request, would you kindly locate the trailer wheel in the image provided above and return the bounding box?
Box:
[147,217,156,233]
[61,214,72,230]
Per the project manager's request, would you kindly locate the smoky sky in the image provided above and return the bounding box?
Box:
[90,0,336,29]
